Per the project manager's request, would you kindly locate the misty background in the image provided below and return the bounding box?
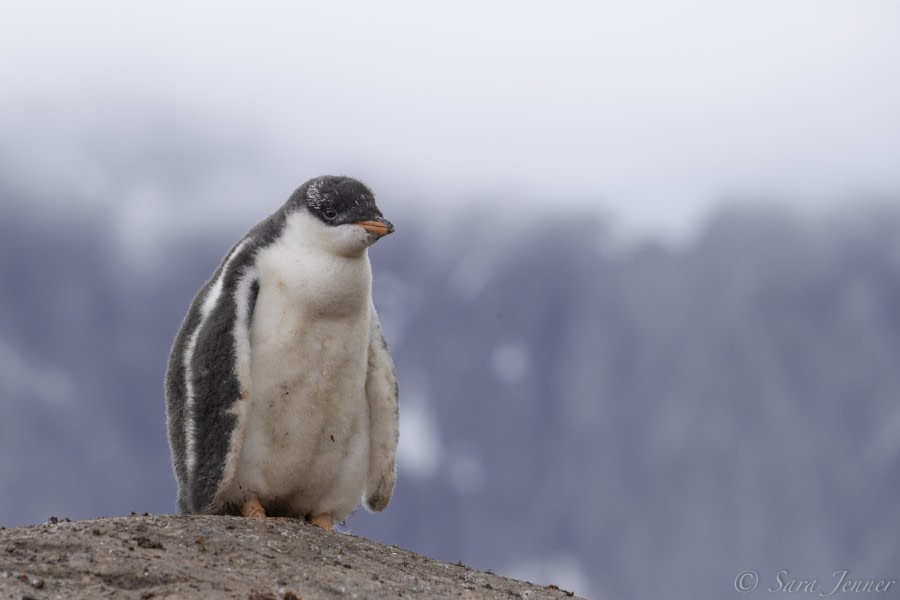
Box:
[2,2,899,599]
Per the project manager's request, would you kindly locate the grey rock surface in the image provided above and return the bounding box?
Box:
[0,514,581,599]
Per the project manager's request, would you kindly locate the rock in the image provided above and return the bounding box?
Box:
[0,514,583,599]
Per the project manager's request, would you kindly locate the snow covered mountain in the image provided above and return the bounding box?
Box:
[2,183,898,599]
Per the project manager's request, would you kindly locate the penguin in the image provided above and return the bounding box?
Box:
[165,175,398,530]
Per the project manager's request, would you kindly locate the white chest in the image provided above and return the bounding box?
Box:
[230,212,375,517]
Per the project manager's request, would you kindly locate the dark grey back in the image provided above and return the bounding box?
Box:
[165,203,288,513]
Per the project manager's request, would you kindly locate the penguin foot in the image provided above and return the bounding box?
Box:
[309,514,333,530]
[241,494,266,520]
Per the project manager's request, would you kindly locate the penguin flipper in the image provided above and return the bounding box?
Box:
[363,305,399,512]
[206,267,260,512]
[167,237,260,514]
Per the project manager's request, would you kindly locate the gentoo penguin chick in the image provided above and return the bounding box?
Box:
[165,175,399,530]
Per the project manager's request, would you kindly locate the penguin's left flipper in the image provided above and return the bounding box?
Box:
[363,306,399,512]
[168,236,260,515]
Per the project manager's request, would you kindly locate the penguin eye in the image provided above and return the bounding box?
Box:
[322,208,338,221]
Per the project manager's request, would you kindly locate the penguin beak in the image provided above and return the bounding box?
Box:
[354,218,395,237]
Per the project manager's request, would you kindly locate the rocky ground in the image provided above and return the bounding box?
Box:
[0,514,582,599]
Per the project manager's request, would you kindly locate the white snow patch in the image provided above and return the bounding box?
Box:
[449,253,495,303]
[397,394,442,479]
[866,408,900,464]
[0,338,74,407]
[491,340,531,385]
[505,552,592,599]
[447,444,486,496]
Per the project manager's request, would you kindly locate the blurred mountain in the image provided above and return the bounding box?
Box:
[1,184,899,600]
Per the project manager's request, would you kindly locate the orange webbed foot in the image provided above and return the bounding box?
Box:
[241,494,266,520]
[309,514,333,530]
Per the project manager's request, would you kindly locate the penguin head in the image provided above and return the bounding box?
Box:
[288,176,394,255]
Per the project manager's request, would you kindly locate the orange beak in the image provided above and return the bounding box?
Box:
[354,220,394,237]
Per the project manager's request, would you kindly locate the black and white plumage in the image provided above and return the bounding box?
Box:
[165,175,398,526]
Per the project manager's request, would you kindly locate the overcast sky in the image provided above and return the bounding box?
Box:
[2,1,899,239]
